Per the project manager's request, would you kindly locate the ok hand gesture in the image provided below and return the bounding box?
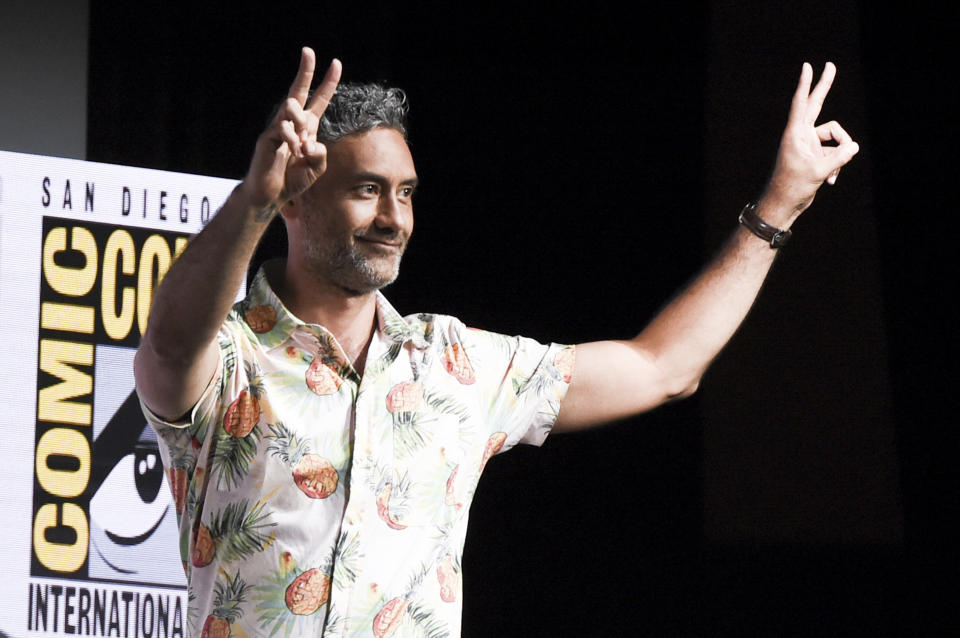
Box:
[764,62,860,226]
[243,47,342,210]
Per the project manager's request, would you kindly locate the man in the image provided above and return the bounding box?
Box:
[134,48,858,637]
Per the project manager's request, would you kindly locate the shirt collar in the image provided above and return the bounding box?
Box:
[242,263,426,350]
[374,290,428,349]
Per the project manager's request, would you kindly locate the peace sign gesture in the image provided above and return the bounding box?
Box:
[764,62,860,227]
[243,47,342,210]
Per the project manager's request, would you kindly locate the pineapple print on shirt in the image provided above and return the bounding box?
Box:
[141,264,574,637]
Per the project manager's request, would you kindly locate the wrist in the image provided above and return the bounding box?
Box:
[754,194,803,228]
[758,176,816,228]
[233,181,282,223]
[738,202,792,249]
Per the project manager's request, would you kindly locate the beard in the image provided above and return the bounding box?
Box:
[302,221,406,296]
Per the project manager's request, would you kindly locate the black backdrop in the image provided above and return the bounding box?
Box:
[86,1,957,635]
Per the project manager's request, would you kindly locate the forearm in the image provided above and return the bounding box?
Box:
[556,200,786,430]
[132,51,341,420]
[135,182,275,417]
[633,198,787,393]
[145,183,272,359]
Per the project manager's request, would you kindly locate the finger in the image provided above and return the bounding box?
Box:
[815,139,859,179]
[307,58,342,117]
[827,168,840,185]
[277,97,310,131]
[287,47,317,106]
[303,140,328,170]
[272,97,315,155]
[280,120,301,157]
[816,120,853,145]
[788,62,813,125]
[806,62,836,124]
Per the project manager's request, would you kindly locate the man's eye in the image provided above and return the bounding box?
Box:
[357,184,378,195]
[400,187,415,198]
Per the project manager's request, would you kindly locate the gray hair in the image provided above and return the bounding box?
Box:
[316,82,409,144]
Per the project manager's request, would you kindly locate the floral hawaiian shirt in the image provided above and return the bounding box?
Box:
[139,265,575,638]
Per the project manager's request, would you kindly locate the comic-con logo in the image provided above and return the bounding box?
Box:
[33,217,187,587]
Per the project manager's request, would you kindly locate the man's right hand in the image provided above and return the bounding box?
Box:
[241,48,342,211]
[134,48,341,422]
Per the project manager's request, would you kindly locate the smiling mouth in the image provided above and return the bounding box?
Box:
[357,237,403,250]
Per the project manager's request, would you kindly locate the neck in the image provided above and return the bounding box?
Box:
[267,259,379,370]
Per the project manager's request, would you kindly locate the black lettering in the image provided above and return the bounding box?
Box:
[35,583,48,631]
[142,189,147,219]
[122,187,131,216]
[85,182,95,212]
[63,180,73,210]
[42,176,51,207]
[172,597,183,638]
[142,594,154,638]
[78,587,92,635]
[122,590,134,637]
[65,586,77,634]
[179,194,189,223]
[94,588,107,635]
[51,584,64,632]
[108,590,121,636]
[201,196,211,224]
[156,594,169,638]
[27,581,34,630]
[159,191,167,221]
[135,592,140,638]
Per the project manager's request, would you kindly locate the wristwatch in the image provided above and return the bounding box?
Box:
[738,202,792,249]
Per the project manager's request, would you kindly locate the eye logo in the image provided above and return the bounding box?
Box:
[88,346,184,587]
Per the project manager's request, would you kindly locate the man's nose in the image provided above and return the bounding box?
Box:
[375,193,406,231]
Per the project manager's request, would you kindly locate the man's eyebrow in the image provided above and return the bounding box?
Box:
[354,172,419,187]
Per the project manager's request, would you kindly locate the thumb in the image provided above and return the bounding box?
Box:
[817,140,859,181]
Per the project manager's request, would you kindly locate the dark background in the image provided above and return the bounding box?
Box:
[86,1,957,635]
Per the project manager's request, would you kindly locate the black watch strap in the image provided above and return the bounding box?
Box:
[738,202,792,249]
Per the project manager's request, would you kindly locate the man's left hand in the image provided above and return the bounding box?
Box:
[762,62,860,228]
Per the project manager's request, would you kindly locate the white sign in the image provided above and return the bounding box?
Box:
[0,150,238,637]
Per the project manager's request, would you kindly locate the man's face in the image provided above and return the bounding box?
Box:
[294,127,417,294]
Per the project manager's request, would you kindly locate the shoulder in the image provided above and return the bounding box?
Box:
[401,312,499,345]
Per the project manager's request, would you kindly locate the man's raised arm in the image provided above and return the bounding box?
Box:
[133,48,341,421]
[555,62,859,431]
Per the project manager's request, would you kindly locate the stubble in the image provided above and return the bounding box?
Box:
[302,216,405,295]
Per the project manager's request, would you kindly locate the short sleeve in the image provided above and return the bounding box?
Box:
[453,322,575,453]
[137,320,244,476]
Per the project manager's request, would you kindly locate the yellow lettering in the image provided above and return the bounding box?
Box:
[37,340,93,425]
[33,503,88,573]
[101,230,136,341]
[137,235,172,336]
[40,302,95,334]
[35,427,90,498]
[42,227,98,297]
[174,236,188,259]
